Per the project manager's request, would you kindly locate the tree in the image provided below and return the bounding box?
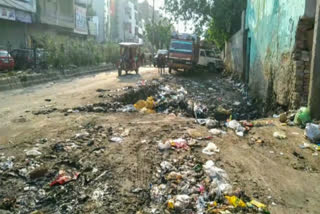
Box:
[164,0,246,48]
[145,18,173,50]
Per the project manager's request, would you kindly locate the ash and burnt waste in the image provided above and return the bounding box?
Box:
[110,76,262,121]
[34,75,262,122]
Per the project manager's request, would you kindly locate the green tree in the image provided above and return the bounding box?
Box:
[164,0,246,48]
[145,18,173,50]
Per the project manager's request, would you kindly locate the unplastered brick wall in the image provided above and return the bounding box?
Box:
[291,18,314,108]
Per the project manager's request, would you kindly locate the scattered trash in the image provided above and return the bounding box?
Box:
[226,120,246,137]
[273,132,287,140]
[118,104,136,112]
[110,136,123,143]
[273,114,280,118]
[202,142,220,155]
[250,199,267,209]
[209,128,226,136]
[279,113,287,123]
[233,101,241,106]
[225,195,246,208]
[206,119,219,128]
[0,157,14,171]
[294,107,311,126]
[203,160,232,197]
[50,170,80,187]
[158,141,171,150]
[170,138,189,150]
[25,148,42,157]
[305,123,320,142]
[134,96,156,114]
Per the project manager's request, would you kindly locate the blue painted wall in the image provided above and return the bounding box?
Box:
[246,0,307,106]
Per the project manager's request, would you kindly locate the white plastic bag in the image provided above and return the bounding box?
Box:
[203,160,232,198]
[305,123,320,142]
[226,120,245,137]
[209,129,226,136]
[202,143,220,155]
[158,141,171,150]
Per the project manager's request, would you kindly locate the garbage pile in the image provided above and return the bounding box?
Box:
[142,155,270,214]
[0,124,144,213]
[271,107,320,157]
[110,77,260,124]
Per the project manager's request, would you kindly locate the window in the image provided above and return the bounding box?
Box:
[0,51,9,57]
[171,42,192,51]
[205,51,215,57]
[200,51,206,57]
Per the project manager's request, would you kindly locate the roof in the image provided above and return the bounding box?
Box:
[119,42,142,47]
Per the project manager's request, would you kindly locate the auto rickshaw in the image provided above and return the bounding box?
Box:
[118,42,142,76]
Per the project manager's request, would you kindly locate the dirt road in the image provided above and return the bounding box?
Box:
[0,67,319,214]
[0,68,159,144]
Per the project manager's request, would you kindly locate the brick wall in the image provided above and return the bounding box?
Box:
[291,18,314,108]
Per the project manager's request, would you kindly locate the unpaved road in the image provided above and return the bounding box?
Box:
[0,67,319,214]
[0,67,159,144]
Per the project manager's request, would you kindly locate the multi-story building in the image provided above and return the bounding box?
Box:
[92,0,111,42]
[0,0,36,49]
[0,0,91,49]
[110,0,139,43]
[31,0,88,37]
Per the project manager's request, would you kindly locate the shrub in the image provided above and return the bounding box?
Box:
[33,34,120,68]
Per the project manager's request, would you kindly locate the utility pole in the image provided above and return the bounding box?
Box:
[152,0,155,56]
[308,0,320,119]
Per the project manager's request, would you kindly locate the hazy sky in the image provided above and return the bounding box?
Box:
[138,0,164,10]
[138,0,194,33]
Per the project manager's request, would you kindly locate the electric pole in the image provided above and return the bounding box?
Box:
[152,0,155,56]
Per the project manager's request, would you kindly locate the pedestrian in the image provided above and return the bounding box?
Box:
[158,54,166,75]
[149,54,152,67]
[140,53,145,67]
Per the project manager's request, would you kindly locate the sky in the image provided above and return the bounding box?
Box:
[138,0,194,33]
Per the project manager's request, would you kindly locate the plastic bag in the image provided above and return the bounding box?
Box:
[225,196,246,208]
[305,123,320,142]
[209,129,226,136]
[203,160,232,198]
[158,141,171,150]
[134,96,156,113]
[294,107,311,126]
[202,143,220,155]
[226,120,245,137]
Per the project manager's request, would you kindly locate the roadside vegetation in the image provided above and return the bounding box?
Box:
[34,34,120,68]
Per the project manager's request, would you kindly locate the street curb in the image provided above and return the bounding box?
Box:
[0,64,114,91]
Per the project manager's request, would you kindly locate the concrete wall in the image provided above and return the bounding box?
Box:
[246,0,307,107]
[38,0,75,29]
[224,12,246,80]
[224,30,245,79]
[305,0,317,18]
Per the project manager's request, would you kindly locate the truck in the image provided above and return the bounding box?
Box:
[168,33,223,73]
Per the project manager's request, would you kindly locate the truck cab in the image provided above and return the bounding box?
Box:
[168,33,197,73]
[198,48,224,72]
